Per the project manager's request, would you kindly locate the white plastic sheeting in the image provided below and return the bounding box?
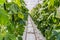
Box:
[24,0,43,10]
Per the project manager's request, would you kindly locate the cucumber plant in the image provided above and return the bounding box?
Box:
[0,0,28,40]
[30,0,60,40]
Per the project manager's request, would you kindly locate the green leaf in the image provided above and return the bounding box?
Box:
[57,34,60,40]
[9,34,16,40]
[18,36,22,40]
[13,0,21,7]
[48,0,54,9]
[0,0,6,4]
[0,8,9,25]
[18,12,24,19]
[0,35,3,40]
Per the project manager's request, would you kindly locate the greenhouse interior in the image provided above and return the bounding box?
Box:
[0,0,60,40]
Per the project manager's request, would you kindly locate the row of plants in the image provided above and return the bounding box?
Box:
[30,0,60,40]
[0,0,28,40]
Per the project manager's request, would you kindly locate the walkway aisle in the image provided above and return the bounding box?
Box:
[23,15,46,40]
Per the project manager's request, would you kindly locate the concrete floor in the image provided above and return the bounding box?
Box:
[23,15,46,40]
